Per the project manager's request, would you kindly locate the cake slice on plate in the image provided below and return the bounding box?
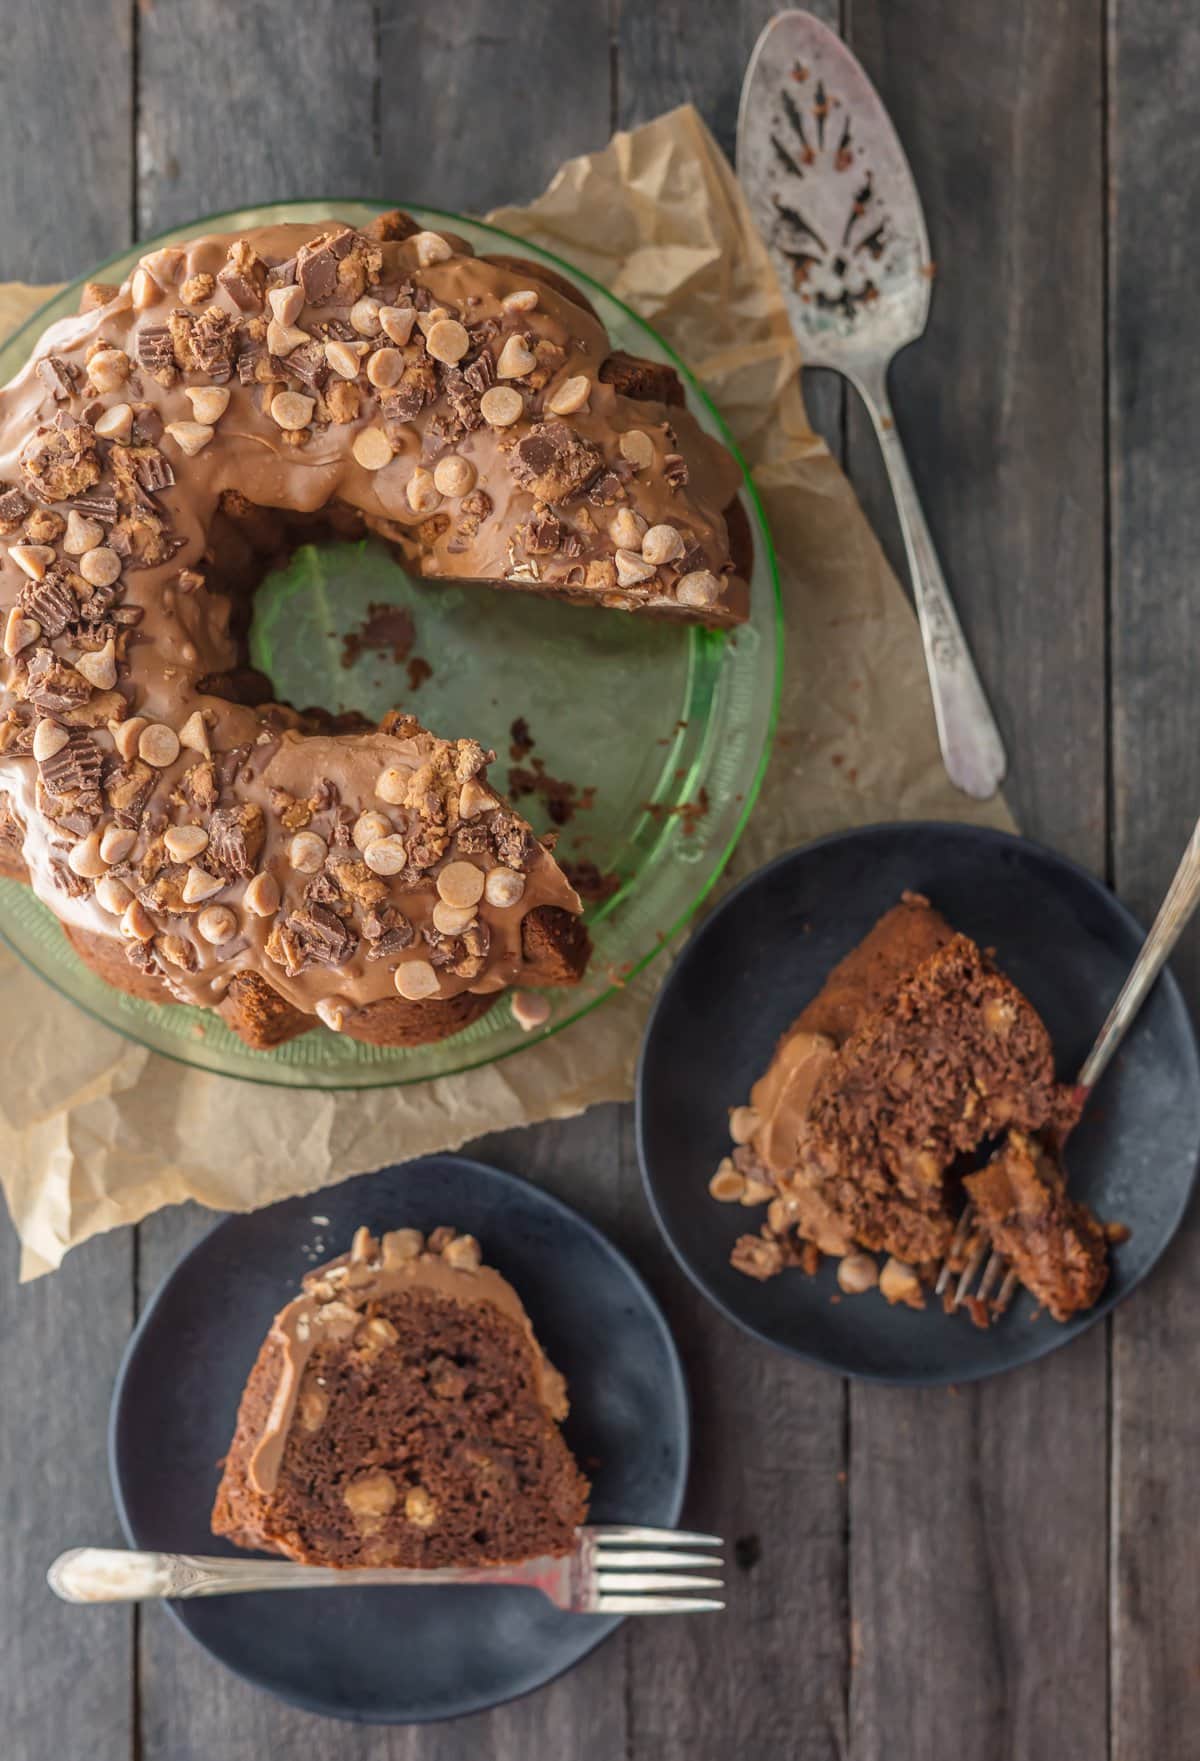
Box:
[717,893,1108,1320]
[964,1131,1109,1321]
[212,1225,590,1567]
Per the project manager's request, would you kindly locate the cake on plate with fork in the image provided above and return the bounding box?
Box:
[714,892,1109,1321]
[212,1224,590,1567]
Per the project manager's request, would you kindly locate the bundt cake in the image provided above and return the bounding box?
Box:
[0,209,751,1047]
[714,893,1109,1321]
[212,1223,590,1568]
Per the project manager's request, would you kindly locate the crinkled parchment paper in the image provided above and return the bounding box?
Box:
[0,105,1011,1278]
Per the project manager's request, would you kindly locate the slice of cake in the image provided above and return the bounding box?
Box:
[212,1225,590,1568]
[718,893,1108,1318]
[964,1131,1109,1321]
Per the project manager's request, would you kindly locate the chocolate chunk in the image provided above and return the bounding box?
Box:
[133,450,175,494]
[463,349,495,396]
[40,731,102,795]
[218,240,267,312]
[24,650,92,715]
[285,341,329,391]
[266,903,357,976]
[236,340,265,385]
[586,469,626,508]
[20,422,101,502]
[511,421,603,503]
[19,567,78,638]
[66,490,119,523]
[52,860,91,899]
[0,484,30,532]
[362,904,415,959]
[489,809,536,871]
[297,238,339,303]
[191,308,235,381]
[137,326,177,383]
[598,350,686,407]
[37,356,78,401]
[206,803,265,879]
[380,353,438,427]
[104,757,155,824]
[523,509,564,555]
[124,938,161,976]
[317,317,357,343]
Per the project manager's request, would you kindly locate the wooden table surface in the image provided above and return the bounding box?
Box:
[2,4,1197,1757]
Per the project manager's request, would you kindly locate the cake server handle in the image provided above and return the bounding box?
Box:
[851,360,1008,801]
[46,1545,560,1602]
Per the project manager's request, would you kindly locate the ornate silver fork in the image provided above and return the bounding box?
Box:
[47,1526,725,1616]
[940,814,1200,1315]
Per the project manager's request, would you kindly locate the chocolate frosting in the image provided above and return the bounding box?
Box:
[0,217,746,1023]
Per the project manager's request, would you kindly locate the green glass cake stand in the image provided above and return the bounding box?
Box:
[0,202,782,1087]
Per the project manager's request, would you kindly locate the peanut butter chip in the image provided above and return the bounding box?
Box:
[64,511,103,555]
[120,900,155,941]
[165,420,214,457]
[363,834,407,875]
[3,610,39,656]
[197,904,238,945]
[289,831,327,873]
[729,1105,760,1145]
[458,777,492,819]
[79,547,122,587]
[130,267,160,310]
[164,824,208,861]
[182,865,223,904]
[315,996,349,1033]
[546,374,591,416]
[268,284,305,326]
[480,385,523,427]
[676,569,722,609]
[436,860,485,908]
[10,544,55,580]
[501,289,539,313]
[68,832,106,879]
[88,348,129,392]
[325,339,366,379]
[709,1158,746,1201]
[412,231,452,266]
[484,867,525,907]
[266,319,308,357]
[406,468,441,515]
[432,899,477,935]
[75,640,117,690]
[432,454,476,498]
[99,825,135,864]
[615,548,656,587]
[185,386,231,425]
[366,347,404,390]
[138,722,180,767]
[442,1233,482,1271]
[244,871,281,917]
[270,391,315,432]
[178,710,210,755]
[350,297,383,337]
[394,958,440,1000]
[375,765,412,804]
[95,874,133,915]
[352,810,391,851]
[619,428,654,470]
[642,523,685,565]
[111,716,147,761]
[379,305,416,346]
[33,720,69,761]
[353,427,394,471]
[425,318,470,366]
[95,403,134,442]
[512,991,551,1031]
[496,334,536,379]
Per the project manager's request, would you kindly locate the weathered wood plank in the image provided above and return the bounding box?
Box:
[0,0,133,279]
[378,3,613,214]
[844,4,1110,1757]
[617,8,849,1756]
[0,1237,134,1761]
[1109,4,1200,1756]
[136,0,381,236]
[0,16,135,1761]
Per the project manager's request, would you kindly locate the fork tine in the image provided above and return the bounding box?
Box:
[951,1239,988,1308]
[975,1249,1004,1304]
[595,1594,725,1615]
[936,1205,975,1296]
[993,1265,1020,1314]
[589,1526,723,1548]
[597,1572,724,1592]
[591,1550,722,1568]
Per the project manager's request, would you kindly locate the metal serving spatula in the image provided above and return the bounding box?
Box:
[737,10,1007,800]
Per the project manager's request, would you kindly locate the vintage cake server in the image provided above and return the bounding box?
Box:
[737,10,1007,799]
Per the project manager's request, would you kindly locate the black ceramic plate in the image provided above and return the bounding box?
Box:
[637,822,1200,1384]
[109,1156,689,1724]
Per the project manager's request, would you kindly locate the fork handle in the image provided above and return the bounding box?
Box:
[46,1546,549,1602]
[851,362,1007,801]
[1078,816,1200,1091]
